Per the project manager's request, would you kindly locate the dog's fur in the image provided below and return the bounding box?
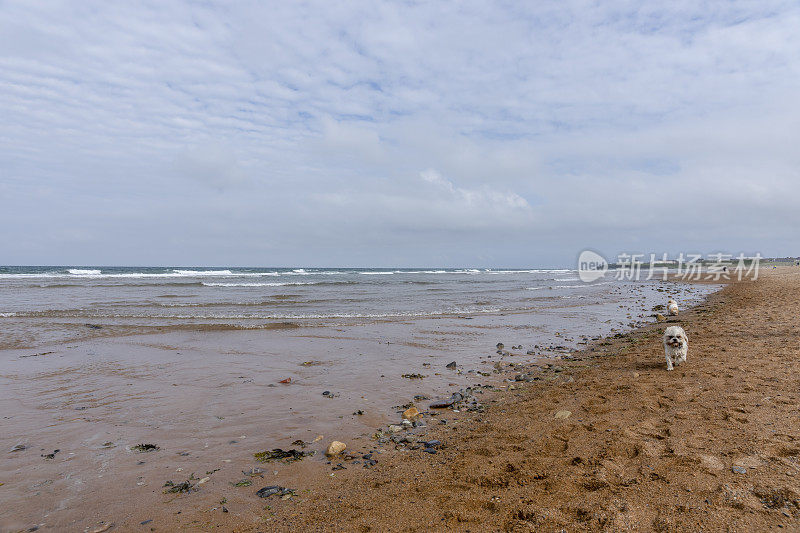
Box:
[667,298,679,316]
[663,325,688,371]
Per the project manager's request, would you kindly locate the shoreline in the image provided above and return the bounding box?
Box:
[0,276,741,531]
[180,269,799,531]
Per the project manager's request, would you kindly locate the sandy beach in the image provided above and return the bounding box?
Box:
[165,268,797,531]
[5,269,796,531]
[1,269,719,531]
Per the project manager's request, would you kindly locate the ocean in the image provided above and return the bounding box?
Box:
[0,265,706,349]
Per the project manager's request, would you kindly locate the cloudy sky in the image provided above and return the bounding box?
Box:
[1,1,799,267]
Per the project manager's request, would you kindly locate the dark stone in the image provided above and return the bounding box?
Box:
[256,486,294,498]
[445,361,457,369]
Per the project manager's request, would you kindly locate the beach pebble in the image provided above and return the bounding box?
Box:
[325,441,346,456]
[554,410,572,419]
[445,361,457,369]
[402,406,421,420]
[732,465,747,474]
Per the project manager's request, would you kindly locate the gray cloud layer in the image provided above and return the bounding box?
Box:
[1,1,799,266]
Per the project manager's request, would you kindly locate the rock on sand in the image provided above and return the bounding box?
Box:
[402,406,421,420]
[326,441,346,456]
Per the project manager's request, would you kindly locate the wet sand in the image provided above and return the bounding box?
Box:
[1,280,719,531]
[126,268,800,532]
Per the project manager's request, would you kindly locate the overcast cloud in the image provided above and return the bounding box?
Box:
[1,0,799,267]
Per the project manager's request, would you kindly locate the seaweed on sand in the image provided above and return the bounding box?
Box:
[163,480,194,493]
[132,443,160,452]
[253,448,314,463]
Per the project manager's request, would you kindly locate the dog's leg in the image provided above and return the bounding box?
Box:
[665,354,674,371]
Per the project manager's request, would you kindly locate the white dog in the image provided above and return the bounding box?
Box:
[663,326,688,371]
[667,298,679,316]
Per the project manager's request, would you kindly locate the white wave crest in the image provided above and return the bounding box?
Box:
[203,281,320,287]
[68,269,102,275]
[172,269,233,276]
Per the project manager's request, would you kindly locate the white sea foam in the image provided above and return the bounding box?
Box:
[97,306,504,320]
[172,269,234,276]
[0,270,283,279]
[0,268,578,280]
[553,281,612,288]
[486,269,574,274]
[203,281,323,287]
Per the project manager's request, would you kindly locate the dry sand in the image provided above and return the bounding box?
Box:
[175,268,798,532]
